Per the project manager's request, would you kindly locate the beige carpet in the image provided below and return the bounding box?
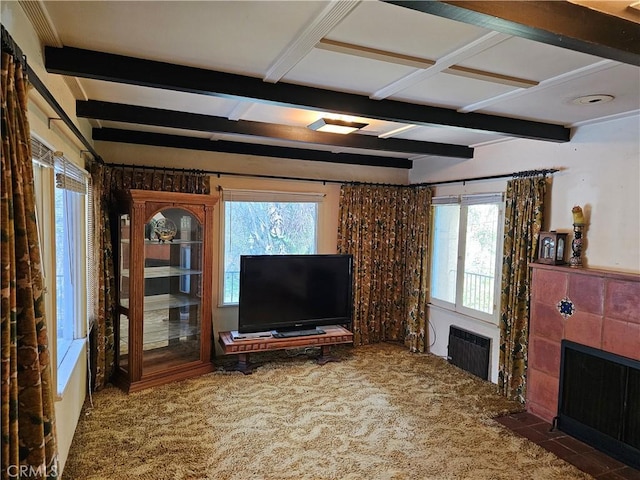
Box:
[62,343,591,480]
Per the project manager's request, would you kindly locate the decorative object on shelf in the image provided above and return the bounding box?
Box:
[557,296,575,319]
[537,231,568,265]
[153,218,177,243]
[570,205,586,268]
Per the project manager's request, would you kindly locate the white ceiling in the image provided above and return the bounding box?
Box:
[22,0,640,169]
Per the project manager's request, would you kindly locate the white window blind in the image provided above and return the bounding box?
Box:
[31,137,89,193]
[432,193,503,205]
[432,195,459,205]
[461,193,504,205]
[86,177,97,330]
[31,137,54,168]
[55,156,89,194]
[221,188,325,203]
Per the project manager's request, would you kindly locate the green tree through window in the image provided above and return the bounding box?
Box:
[223,200,318,304]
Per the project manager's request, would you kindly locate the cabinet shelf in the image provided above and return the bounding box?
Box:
[121,266,203,278]
[121,293,202,312]
[121,238,203,245]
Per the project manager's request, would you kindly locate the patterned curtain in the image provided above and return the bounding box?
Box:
[103,165,210,195]
[1,43,59,479]
[404,187,432,353]
[337,184,432,349]
[89,163,210,390]
[498,176,547,403]
[87,163,115,390]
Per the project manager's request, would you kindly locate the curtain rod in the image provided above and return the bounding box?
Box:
[416,168,560,187]
[105,163,559,188]
[106,162,354,186]
[27,66,103,163]
[105,163,423,187]
[1,23,103,163]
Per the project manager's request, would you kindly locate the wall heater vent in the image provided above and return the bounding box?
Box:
[448,326,490,380]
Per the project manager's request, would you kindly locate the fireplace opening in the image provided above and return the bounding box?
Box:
[557,340,640,470]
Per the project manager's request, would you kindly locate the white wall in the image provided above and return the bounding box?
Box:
[411,115,640,382]
[94,141,410,186]
[411,116,640,273]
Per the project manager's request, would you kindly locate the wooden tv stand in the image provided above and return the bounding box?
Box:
[218,325,353,374]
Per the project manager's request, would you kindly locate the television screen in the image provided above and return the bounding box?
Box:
[238,254,353,334]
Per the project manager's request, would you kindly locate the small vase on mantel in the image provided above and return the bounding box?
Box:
[570,205,586,268]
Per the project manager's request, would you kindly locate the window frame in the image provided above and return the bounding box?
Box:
[53,184,84,366]
[31,137,89,396]
[219,188,324,306]
[429,193,504,324]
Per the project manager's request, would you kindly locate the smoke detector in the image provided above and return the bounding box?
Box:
[571,94,615,106]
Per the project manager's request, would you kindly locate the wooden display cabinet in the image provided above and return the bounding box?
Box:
[114,189,218,392]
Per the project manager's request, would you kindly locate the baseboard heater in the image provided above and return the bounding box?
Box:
[447,326,490,381]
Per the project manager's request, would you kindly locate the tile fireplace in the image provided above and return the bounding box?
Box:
[528,263,640,468]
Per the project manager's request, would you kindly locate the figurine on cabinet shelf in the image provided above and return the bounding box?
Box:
[153,218,177,243]
[145,215,177,243]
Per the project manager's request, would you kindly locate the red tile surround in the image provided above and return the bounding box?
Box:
[527,263,640,423]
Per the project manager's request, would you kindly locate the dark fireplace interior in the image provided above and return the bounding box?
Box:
[558,340,640,470]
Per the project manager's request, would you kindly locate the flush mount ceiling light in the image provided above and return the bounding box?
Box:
[571,94,615,105]
[308,117,368,134]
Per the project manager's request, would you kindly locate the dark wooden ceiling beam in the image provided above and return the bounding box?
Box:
[77,100,473,158]
[386,1,640,67]
[45,46,570,142]
[92,128,414,169]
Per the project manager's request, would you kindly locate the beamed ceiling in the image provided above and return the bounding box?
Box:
[21,1,640,170]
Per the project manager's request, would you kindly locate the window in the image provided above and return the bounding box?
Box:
[221,189,323,304]
[430,194,503,322]
[54,180,83,363]
[31,138,89,392]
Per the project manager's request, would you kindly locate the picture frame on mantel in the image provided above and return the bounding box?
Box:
[537,231,568,265]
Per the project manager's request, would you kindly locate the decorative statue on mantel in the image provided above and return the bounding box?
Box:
[570,205,586,267]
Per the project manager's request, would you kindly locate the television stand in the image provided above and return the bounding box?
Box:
[218,325,353,374]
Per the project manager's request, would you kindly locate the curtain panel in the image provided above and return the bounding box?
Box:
[89,164,210,390]
[337,184,431,351]
[1,46,59,478]
[498,176,547,403]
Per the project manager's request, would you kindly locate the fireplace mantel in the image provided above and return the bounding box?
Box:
[527,263,640,422]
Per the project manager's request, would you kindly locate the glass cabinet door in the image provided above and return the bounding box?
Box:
[119,213,131,373]
[142,208,203,374]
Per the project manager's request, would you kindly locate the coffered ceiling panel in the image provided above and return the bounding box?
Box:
[19,0,638,171]
[457,36,604,81]
[393,73,519,110]
[485,63,640,125]
[283,49,417,95]
[325,0,491,59]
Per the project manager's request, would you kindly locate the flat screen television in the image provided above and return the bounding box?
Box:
[238,254,353,334]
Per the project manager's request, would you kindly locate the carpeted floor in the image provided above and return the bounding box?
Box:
[62,343,592,480]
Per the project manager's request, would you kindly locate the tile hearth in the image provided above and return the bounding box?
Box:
[496,412,640,480]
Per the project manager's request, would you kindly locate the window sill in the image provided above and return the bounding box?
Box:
[56,338,86,400]
[428,302,499,328]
